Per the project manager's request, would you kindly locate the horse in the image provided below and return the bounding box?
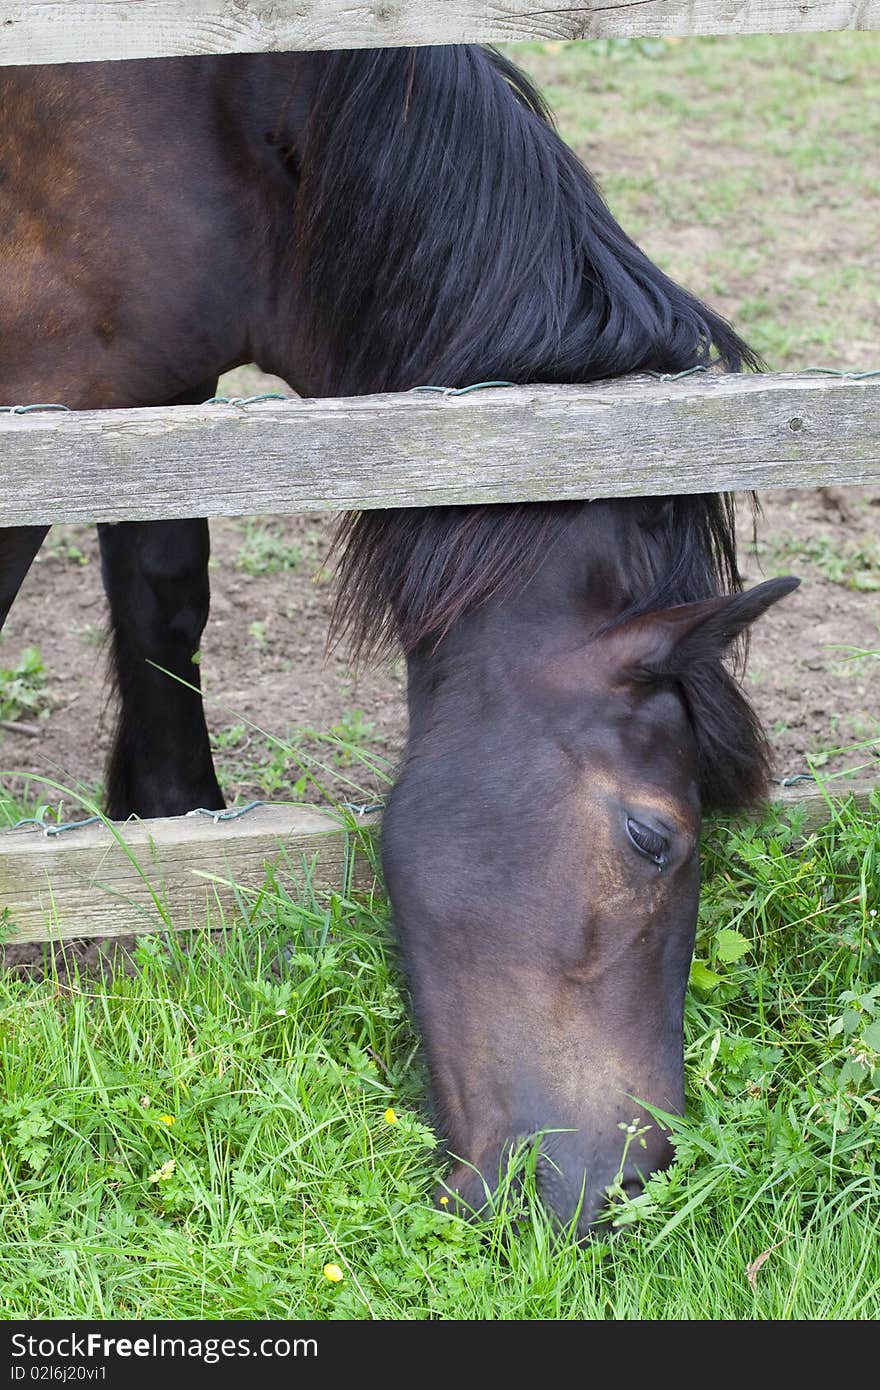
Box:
[0,45,798,1232]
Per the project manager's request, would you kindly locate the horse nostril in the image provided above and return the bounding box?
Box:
[535,1151,608,1235]
[620,1177,645,1202]
[441,1144,654,1236]
[590,1175,648,1237]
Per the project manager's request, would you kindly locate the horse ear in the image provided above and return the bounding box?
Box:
[611,576,800,682]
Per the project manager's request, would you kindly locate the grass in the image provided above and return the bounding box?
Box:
[509,33,880,371]
[235,522,307,578]
[1,790,878,1319]
[42,527,92,569]
[754,533,880,592]
[0,646,50,724]
[209,710,388,803]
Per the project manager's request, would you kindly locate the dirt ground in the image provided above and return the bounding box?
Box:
[1,481,878,818]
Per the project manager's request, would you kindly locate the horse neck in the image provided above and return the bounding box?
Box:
[219,53,322,388]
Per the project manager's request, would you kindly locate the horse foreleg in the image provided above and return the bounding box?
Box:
[98,517,224,819]
[0,525,50,629]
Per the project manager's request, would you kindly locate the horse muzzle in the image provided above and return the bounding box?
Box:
[437,1113,676,1236]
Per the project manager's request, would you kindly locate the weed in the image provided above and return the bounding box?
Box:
[235,523,304,577]
[755,533,880,591]
[248,620,270,653]
[42,527,91,567]
[0,647,49,722]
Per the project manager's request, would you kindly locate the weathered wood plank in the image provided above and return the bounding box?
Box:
[0,780,874,944]
[1,375,878,526]
[772,780,877,832]
[0,1,877,67]
[0,805,379,944]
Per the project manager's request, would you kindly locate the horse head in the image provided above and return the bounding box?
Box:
[378,503,798,1232]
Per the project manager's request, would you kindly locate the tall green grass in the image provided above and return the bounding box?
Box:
[1,791,878,1319]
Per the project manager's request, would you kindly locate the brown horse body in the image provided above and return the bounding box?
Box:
[0,49,796,1231]
[1,57,316,408]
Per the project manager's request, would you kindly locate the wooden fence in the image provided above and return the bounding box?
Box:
[2,1,878,65]
[1,2,877,942]
[2,376,879,527]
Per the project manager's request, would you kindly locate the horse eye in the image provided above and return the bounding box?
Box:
[625,817,669,866]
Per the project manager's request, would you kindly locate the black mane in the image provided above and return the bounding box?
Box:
[333,497,769,812]
[298,46,767,811]
[296,46,758,391]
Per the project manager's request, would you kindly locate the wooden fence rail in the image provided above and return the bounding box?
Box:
[1,1,878,68]
[2,374,878,527]
[0,805,378,944]
[2,783,875,944]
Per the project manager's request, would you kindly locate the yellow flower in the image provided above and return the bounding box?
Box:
[323,1263,344,1283]
[158,1114,176,1126]
[384,1107,397,1124]
[439,1195,449,1206]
